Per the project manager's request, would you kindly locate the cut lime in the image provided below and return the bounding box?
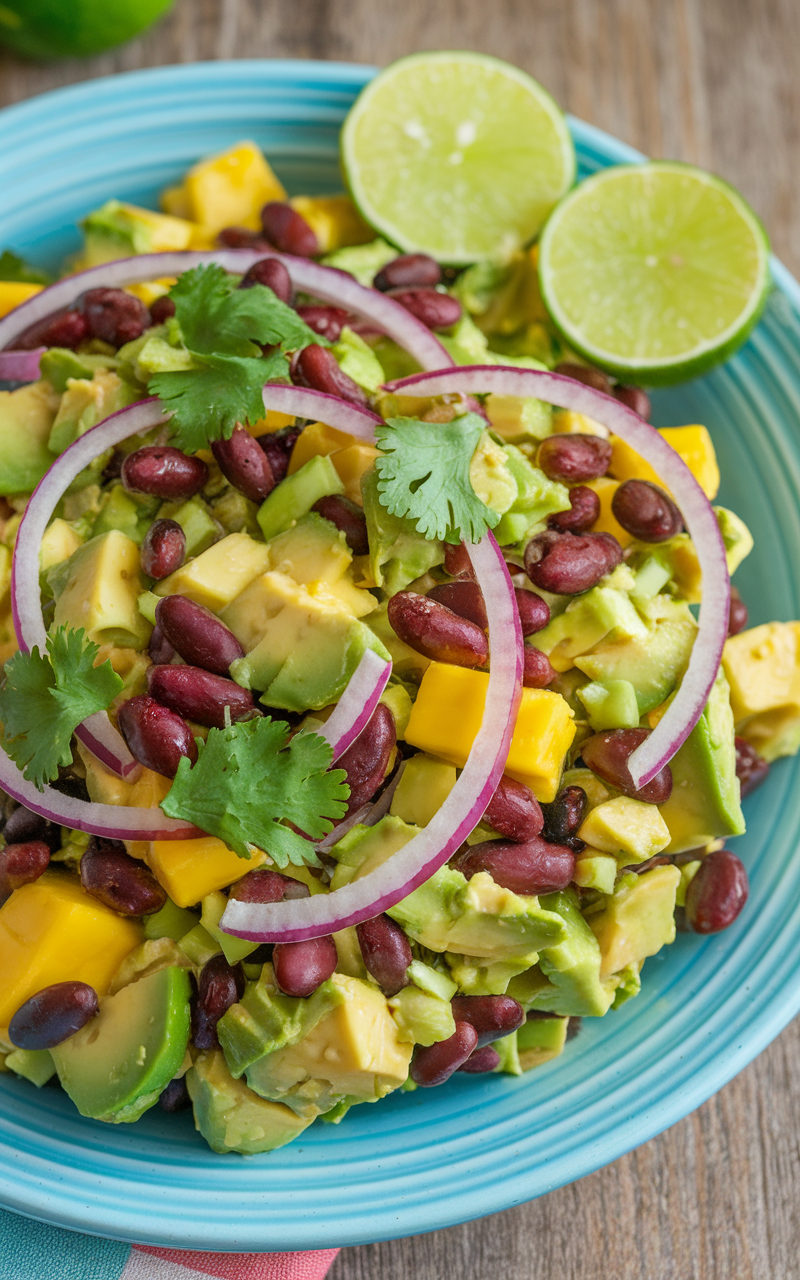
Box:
[341,52,576,265]
[538,161,771,385]
[0,0,173,59]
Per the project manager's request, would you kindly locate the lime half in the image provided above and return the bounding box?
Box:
[0,0,173,58]
[341,52,576,265]
[538,161,771,385]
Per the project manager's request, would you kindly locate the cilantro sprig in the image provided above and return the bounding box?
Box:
[0,628,124,790]
[149,264,321,454]
[160,717,349,865]
[374,411,500,544]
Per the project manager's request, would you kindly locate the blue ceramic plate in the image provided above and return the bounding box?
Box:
[1,60,800,1253]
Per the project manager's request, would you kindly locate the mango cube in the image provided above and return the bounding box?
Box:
[289,195,373,253]
[585,476,633,548]
[330,444,381,504]
[147,836,265,909]
[609,425,720,500]
[287,422,360,475]
[0,281,42,318]
[180,141,287,234]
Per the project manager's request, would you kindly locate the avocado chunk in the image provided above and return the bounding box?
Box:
[588,865,681,978]
[52,529,152,649]
[81,199,194,265]
[154,532,271,612]
[5,1047,56,1088]
[491,445,570,546]
[218,963,347,1079]
[516,1015,568,1071]
[388,985,456,1046]
[265,513,376,617]
[187,1049,313,1155]
[444,949,541,996]
[577,678,640,730]
[144,898,200,942]
[534,569,648,673]
[508,889,615,1017]
[389,753,457,827]
[578,796,671,863]
[157,496,219,558]
[328,815,420,892]
[51,966,191,1123]
[575,596,697,715]
[723,621,800,761]
[92,485,159,544]
[48,370,138,457]
[362,468,444,595]
[331,326,385,393]
[39,518,84,574]
[108,938,192,994]
[39,348,117,394]
[0,381,59,495]
[257,455,344,542]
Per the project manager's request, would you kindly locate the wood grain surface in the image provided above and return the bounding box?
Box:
[2,2,800,1276]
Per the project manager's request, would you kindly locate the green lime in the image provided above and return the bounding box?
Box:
[341,51,576,265]
[0,0,173,59]
[538,161,771,385]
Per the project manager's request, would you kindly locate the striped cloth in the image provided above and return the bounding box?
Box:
[0,1209,340,1280]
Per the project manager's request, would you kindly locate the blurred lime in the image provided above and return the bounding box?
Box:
[0,0,174,59]
[341,51,576,265]
[538,161,771,385]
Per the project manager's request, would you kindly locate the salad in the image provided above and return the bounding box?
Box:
[0,52,790,1156]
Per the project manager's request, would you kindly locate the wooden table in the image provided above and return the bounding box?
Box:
[3,2,800,1275]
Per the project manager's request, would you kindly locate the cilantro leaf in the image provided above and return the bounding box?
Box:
[0,628,124,790]
[374,412,500,544]
[150,351,288,455]
[160,717,350,865]
[0,250,51,285]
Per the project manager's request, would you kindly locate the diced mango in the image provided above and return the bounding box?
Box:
[126,277,176,307]
[288,422,360,475]
[0,281,42,317]
[179,141,287,234]
[289,195,373,253]
[330,443,381,504]
[0,872,143,1035]
[405,662,575,802]
[147,837,265,909]
[552,409,609,437]
[578,796,671,862]
[246,410,295,436]
[609,425,720,500]
[154,532,271,611]
[585,476,633,548]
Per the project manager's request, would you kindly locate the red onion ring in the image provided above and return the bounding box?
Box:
[259,383,382,439]
[316,648,392,762]
[0,347,45,382]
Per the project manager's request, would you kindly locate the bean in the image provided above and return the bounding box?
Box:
[228,868,310,902]
[452,836,574,896]
[9,981,98,1051]
[554,362,613,395]
[2,804,61,851]
[273,935,338,998]
[428,580,487,628]
[458,1044,500,1073]
[374,254,442,292]
[148,624,176,666]
[217,226,273,251]
[311,494,369,556]
[291,343,367,406]
[0,840,50,901]
[211,425,275,503]
[121,446,208,501]
[483,776,543,842]
[524,529,622,594]
[537,434,613,484]
[260,202,319,257]
[450,995,525,1048]
[523,646,556,688]
[80,838,167,916]
[547,485,600,533]
[336,703,397,817]
[541,785,588,851]
[614,383,651,420]
[15,308,88,351]
[118,693,198,777]
[515,589,551,636]
[193,953,246,1050]
[581,728,673,805]
[735,737,770,797]
[411,1021,478,1086]
[356,914,412,996]
[155,595,243,675]
[140,519,186,580]
[257,426,303,485]
[238,257,293,304]
[387,591,488,667]
[386,287,462,331]
[443,542,474,579]
[147,664,256,729]
[611,479,683,542]
[159,1075,191,1113]
[296,305,349,342]
[149,295,176,325]
[729,586,749,636]
[685,849,749,934]
[77,287,149,347]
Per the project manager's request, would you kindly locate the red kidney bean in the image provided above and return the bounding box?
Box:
[735,737,770,797]
[0,840,50,901]
[336,703,397,817]
[217,226,273,251]
[450,995,525,1048]
[291,344,367,406]
[355,914,412,996]
[192,953,246,1050]
[77,287,149,347]
[483,776,543,842]
[155,595,243,676]
[428,580,487,628]
[537,434,613,484]
[147,664,256,729]
[554,362,613,395]
[453,836,575,896]
[2,804,61,851]
[524,529,622,594]
[411,1021,478,1086]
[685,849,749,934]
[273,935,338,998]
[443,542,474,579]
[311,494,369,556]
[228,868,310,902]
[148,624,176,666]
[386,287,462,331]
[388,591,488,667]
[159,1075,191,1113]
[458,1044,501,1073]
[9,981,98,1051]
[523,646,556,688]
[728,586,749,636]
[261,202,319,257]
[118,693,198,777]
[80,840,167,916]
[239,256,293,304]
[515,588,551,636]
[541,785,588,852]
[140,519,186,580]
[296,305,349,342]
[374,254,442,292]
[613,383,651,420]
[548,485,601,533]
[121,446,208,501]
[257,426,302,485]
[211,425,276,503]
[581,728,673,804]
[611,479,683,542]
[14,308,88,351]
[149,295,176,325]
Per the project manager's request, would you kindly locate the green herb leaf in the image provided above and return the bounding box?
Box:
[161,717,350,865]
[374,412,500,544]
[0,628,124,790]
[0,250,51,286]
[150,351,288,455]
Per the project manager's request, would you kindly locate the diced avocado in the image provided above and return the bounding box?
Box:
[723,622,800,761]
[388,985,456,1046]
[257,455,344,542]
[380,681,413,738]
[534,569,647,673]
[201,891,258,965]
[492,446,570,546]
[329,815,420,891]
[265,513,376,618]
[81,199,194,265]
[5,1047,55,1087]
[321,237,397,286]
[157,496,219,557]
[331,327,385,392]
[445,949,541,996]
[560,765,612,809]
[177,923,221,971]
[361,468,444,595]
[40,348,117,393]
[109,938,192,994]
[0,381,59,495]
[333,926,367,979]
[92,485,159,544]
[406,959,457,1001]
[578,796,671,863]
[154,532,270,612]
[588,865,681,977]
[468,430,518,516]
[51,966,191,1123]
[508,889,615,1017]
[52,530,152,648]
[40,518,83,573]
[187,1049,313,1155]
[218,963,346,1079]
[577,678,640,730]
[572,852,617,894]
[144,897,199,942]
[575,597,697,714]
[611,961,642,1008]
[485,394,553,442]
[48,370,138,457]
[716,506,754,574]
[131,333,196,379]
[658,668,745,852]
[209,486,261,540]
[390,753,457,827]
[676,860,701,907]
[516,1015,568,1071]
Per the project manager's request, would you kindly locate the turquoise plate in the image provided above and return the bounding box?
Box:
[1,60,799,1253]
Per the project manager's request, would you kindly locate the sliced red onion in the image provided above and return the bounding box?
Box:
[0,347,45,382]
[316,648,392,762]
[221,533,522,942]
[386,365,730,788]
[0,252,454,374]
[260,383,382,440]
